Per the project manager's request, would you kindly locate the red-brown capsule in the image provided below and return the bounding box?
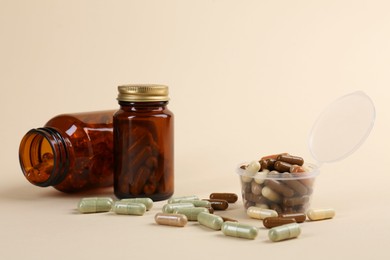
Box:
[203,199,229,210]
[279,213,307,223]
[260,159,276,171]
[277,154,304,166]
[264,180,295,197]
[274,161,292,172]
[263,217,296,228]
[209,193,238,203]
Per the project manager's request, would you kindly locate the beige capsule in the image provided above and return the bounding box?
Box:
[247,206,278,220]
[155,213,188,227]
[307,208,335,221]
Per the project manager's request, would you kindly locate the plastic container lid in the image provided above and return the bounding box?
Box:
[308,91,376,165]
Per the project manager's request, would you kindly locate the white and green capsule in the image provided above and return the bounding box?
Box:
[173,207,209,221]
[121,198,153,210]
[221,221,258,239]
[77,197,114,213]
[168,195,200,204]
[268,223,301,242]
[112,201,146,216]
[162,203,195,213]
[197,212,224,230]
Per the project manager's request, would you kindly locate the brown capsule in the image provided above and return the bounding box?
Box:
[243,193,268,204]
[209,193,238,203]
[206,206,214,214]
[277,154,304,166]
[283,195,310,207]
[279,213,307,223]
[260,159,276,171]
[264,180,295,197]
[261,153,289,160]
[204,199,229,210]
[263,217,296,229]
[281,173,308,196]
[274,161,292,173]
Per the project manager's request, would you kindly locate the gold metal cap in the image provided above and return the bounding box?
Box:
[117,84,169,102]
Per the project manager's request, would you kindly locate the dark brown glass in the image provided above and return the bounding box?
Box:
[18,110,115,192]
[113,101,174,201]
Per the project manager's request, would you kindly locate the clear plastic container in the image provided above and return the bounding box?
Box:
[236,91,376,213]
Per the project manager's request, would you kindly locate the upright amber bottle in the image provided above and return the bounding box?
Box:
[114,84,174,201]
[19,110,115,192]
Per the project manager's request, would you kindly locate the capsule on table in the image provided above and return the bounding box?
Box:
[204,199,229,210]
[221,221,258,240]
[168,195,199,204]
[268,223,301,242]
[197,212,224,230]
[247,206,278,220]
[154,213,188,227]
[162,203,195,213]
[121,198,153,210]
[171,199,210,207]
[263,217,296,229]
[112,201,146,216]
[279,213,307,223]
[209,193,238,203]
[307,208,335,221]
[77,197,114,213]
[173,207,209,221]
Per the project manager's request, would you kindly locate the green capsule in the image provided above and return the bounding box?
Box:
[162,203,195,213]
[77,197,114,213]
[197,212,224,230]
[221,221,258,240]
[168,195,200,204]
[121,198,153,210]
[173,207,209,221]
[171,199,210,208]
[268,223,301,242]
[113,202,146,216]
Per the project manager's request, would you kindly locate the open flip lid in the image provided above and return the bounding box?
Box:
[308,91,376,164]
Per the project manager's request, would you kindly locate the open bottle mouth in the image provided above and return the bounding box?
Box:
[19,128,68,187]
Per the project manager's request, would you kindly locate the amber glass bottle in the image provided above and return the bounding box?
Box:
[114,84,174,201]
[19,110,115,192]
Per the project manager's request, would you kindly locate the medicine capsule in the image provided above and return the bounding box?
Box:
[307,208,335,221]
[247,206,278,220]
[268,223,301,242]
[277,154,304,166]
[279,213,307,223]
[204,199,229,210]
[112,201,146,215]
[245,160,261,174]
[168,195,199,204]
[173,207,209,221]
[263,217,296,229]
[221,221,258,240]
[209,193,238,203]
[197,212,224,230]
[172,199,210,207]
[261,186,281,202]
[154,213,188,227]
[121,198,153,210]
[274,161,292,173]
[77,197,114,213]
[162,203,195,213]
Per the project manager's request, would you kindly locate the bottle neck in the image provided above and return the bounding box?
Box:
[118,101,168,111]
[19,127,70,187]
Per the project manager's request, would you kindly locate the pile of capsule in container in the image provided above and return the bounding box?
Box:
[77,192,335,242]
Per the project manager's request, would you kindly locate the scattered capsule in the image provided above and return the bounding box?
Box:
[268,223,301,242]
[204,199,229,210]
[221,221,258,240]
[112,201,146,216]
[209,193,238,203]
[154,213,188,227]
[263,217,296,229]
[307,208,335,221]
[77,197,114,213]
[197,212,224,230]
[247,206,278,220]
[168,195,199,204]
[171,199,210,207]
[279,213,307,223]
[121,198,153,210]
[162,203,195,213]
[173,207,209,221]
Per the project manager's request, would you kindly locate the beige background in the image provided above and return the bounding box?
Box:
[1,0,389,259]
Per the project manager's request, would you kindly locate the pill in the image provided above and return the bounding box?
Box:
[283,195,310,207]
[263,217,296,228]
[162,203,195,213]
[260,158,276,171]
[112,201,146,215]
[279,213,307,223]
[274,161,292,172]
[206,206,215,214]
[221,221,258,240]
[204,199,229,210]
[268,223,301,242]
[247,206,278,220]
[197,212,224,230]
[261,153,289,160]
[282,173,308,195]
[121,198,153,210]
[168,195,199,204]
[253,170,268,184]
[245,160,261,174]
[277,154,304,166]
[251,181,262,195]
[264,180,295,197]
[209,193,238,203]
[307,208,335,221]
[173,207,209,221]
[171,199,210,207]
[154,213,188,227]
[218,216,238,222]
[77,197,114,213]
[261,186,281,202]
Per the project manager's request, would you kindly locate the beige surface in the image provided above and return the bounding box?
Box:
[1,0,390,259]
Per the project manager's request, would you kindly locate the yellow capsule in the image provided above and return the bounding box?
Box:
[247,206,278,220]
[307,208,335,221]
